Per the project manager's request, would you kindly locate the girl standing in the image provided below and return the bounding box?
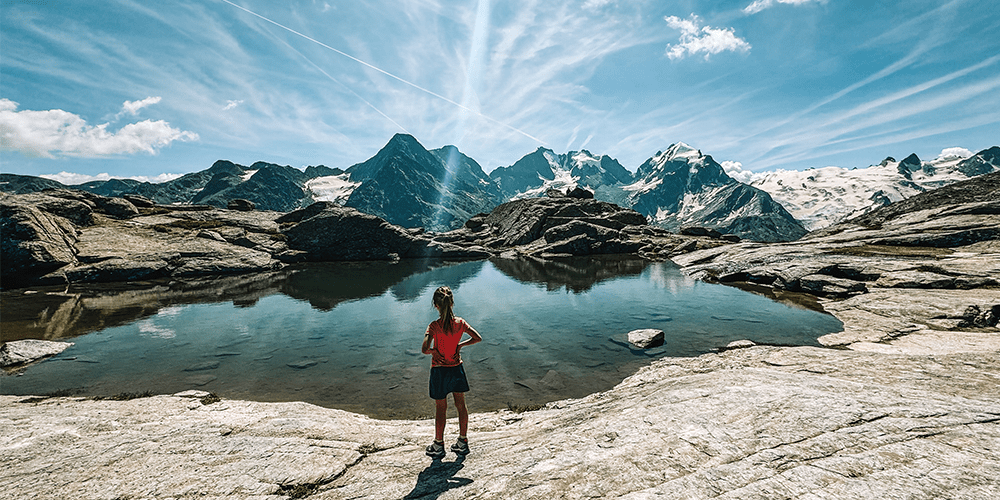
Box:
[421,286,482,458]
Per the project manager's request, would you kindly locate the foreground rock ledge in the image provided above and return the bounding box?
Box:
[3,344,998,499]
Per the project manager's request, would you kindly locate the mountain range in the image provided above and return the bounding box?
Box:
[749,147,1000,230]
[2,135,997,242]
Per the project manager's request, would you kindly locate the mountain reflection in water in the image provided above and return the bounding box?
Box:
[1,257,842,419]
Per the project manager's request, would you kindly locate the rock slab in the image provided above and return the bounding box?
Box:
[0,339,74,367]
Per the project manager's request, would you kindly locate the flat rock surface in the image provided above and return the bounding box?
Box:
[2,339,998,499]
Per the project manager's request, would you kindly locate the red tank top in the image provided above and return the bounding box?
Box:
[426,317,470,367]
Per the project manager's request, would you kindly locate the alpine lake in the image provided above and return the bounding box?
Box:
[1,256,843,419]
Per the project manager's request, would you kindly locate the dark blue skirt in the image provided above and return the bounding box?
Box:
[429,364,470,400]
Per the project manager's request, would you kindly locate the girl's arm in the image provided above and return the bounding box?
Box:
[422,331,448,364]
[421,332,434,354]
[457,324,482,349]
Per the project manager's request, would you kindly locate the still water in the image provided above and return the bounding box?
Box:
[1,257,842,419]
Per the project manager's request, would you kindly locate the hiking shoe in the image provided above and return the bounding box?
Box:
[450,438,469,456]
[425,441,445,458]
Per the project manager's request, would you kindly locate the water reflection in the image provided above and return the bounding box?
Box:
[1,257,843,419]
[491,255,650,292]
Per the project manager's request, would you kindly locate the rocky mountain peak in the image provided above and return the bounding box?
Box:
[662,142,702,161]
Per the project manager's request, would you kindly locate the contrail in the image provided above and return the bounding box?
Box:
[276,37,411,134]
[218,0,545,144]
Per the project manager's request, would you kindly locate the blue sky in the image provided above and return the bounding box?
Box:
[2,0,998,183]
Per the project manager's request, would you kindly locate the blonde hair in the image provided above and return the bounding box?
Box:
[433,286,455,334]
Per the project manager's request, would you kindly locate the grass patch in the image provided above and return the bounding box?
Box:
[506,401,546,413]
[17,388,82,403]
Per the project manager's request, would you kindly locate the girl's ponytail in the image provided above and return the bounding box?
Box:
[433,286,455,334]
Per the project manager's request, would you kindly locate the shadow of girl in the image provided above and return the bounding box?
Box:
[403,456,473,499]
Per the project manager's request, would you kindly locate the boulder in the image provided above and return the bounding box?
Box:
[227,199,256,211]
[91,196,139,219]
[0,339,74,367]
[122,194,155,208]
[627,328,664,348]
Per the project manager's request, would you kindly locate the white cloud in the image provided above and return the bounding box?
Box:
[0,98,198,158]
[39,171,183,185]
[935,147,973,161]
[121,96,162,116]
[664,14,751,61]
[744,0,824,15]
[721,160,755,184]
[223,99,244,110]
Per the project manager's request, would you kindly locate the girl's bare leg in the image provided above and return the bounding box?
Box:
[434,398,448,441]
[453,392,469,437]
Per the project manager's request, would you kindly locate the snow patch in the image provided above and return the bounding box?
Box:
[306,174,361,205]
[242,170,258,181]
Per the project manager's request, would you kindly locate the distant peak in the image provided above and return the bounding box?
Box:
[662,142,701,161]
[900,153,921,166]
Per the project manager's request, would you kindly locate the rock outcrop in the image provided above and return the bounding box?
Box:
[431,197,650,258]
[280,203,490,262]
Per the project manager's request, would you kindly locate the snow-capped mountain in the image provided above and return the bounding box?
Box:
[750,146,1000,231]
[622,143,807,242]
[489,147,633,200]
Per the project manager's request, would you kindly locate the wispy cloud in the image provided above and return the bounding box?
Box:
[744,0,825,15]
[0,98,198,158]
[121,96,162,116]
[664,14,751,61]
[223,99,244,110]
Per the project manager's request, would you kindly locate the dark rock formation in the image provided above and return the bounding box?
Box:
[281,203,490,262]
[1,195,79,288]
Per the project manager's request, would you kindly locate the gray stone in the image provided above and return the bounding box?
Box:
[725,339,757,350]
[196,230,227,242]
[627,328,664,348]
[0,339,74,367]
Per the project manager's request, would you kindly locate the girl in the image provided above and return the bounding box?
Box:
[421,286,482,458]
